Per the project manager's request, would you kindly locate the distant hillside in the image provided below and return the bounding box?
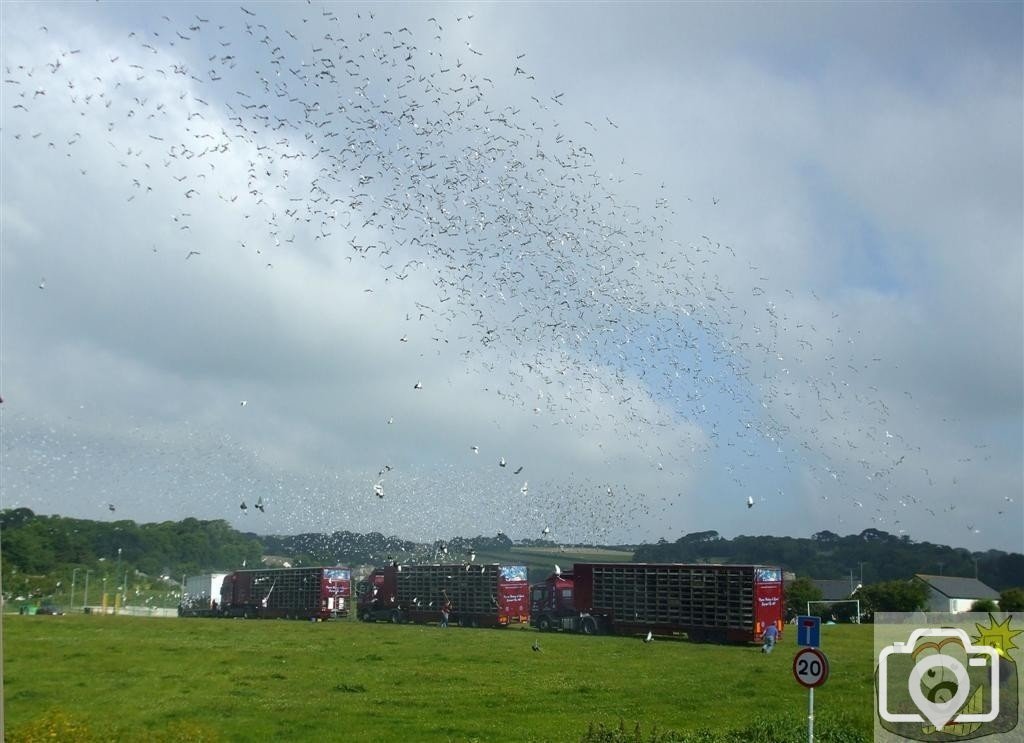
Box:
[634,529,1023,591]
[2,510,1020,605]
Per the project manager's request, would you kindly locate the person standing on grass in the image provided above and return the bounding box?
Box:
[440,592,452,628]
[761,623,779,654]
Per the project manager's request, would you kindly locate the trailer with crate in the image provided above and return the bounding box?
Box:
[530,563,784,643]
[356,563,530,627]
[217,566,352,620]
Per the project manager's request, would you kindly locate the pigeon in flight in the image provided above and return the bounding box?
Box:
[413,381,423,389]
[499,457,506,467]
[541,526,550,536]
[644,631,653,643]
[239,501,248,513]
[373,480,385,499]
[255,496,265,513]
[747,496,755,509]
[554,564,561,576]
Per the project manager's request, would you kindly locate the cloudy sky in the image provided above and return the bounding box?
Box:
[2,1,1021,554]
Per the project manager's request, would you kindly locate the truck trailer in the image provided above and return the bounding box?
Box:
[178,572,229,617]
[217,566,352,620]
[356,563,529,627]
[530,563,784,643]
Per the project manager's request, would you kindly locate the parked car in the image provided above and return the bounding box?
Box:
[35,604,64,615]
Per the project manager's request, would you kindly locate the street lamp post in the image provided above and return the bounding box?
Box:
[69,568,80,614]
[115,548,122,597]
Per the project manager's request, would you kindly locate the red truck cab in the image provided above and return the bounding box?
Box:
[529,572,576,631]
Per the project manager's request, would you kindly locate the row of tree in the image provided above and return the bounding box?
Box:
[785,575,1024,617]
[1,509,262,599]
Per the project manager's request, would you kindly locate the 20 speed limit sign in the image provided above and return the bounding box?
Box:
[793,647,829,688]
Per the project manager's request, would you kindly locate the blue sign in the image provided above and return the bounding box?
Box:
[797,615,821,647]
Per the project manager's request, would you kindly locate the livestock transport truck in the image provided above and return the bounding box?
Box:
[356,563,530,627]
[215,566,352,620]
[530,563,784,643]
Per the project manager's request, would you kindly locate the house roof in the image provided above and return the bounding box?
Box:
[812,579,857,601]
[914,574,1000,600]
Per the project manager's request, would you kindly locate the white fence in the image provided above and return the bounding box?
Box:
[83,605,178,618]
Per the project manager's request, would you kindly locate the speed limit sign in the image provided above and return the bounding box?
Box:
[793,647,829,688]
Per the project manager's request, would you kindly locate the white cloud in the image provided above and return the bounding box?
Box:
[1,2,1019,553]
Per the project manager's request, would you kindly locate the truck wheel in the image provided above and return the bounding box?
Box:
[581,617,598,635]
[361,610,373,623]
[537,616,552,632]
[390,610,402,624]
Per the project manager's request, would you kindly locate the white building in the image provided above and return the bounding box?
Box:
[913,574,1000,614]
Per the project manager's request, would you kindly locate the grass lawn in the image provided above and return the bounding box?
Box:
[3,615,874,742]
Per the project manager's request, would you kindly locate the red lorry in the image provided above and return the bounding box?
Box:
[530,563,784,643]
[356,563,530,627]
[218,566,352,620]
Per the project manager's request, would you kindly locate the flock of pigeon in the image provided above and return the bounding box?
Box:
[2,3,969,545]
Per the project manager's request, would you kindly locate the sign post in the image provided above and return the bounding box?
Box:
[796,614,821,647]
[793,647,829,743]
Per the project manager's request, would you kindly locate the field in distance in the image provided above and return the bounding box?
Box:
[5,614,872,742]
[468,545,634,579]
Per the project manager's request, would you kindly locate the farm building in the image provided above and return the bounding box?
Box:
[913,574,1000,614]
[811,579,860,602]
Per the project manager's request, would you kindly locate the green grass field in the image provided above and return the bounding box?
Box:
[3,615,874,742]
